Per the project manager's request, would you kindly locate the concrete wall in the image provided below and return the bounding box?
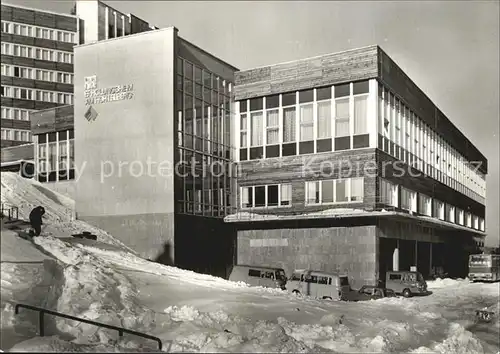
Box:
[74,28,177,260]
[237,225,378,287]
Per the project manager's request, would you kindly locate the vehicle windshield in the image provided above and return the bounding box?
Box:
[340,277,349,286]
[417,273,424,282]
[276,270,287,281]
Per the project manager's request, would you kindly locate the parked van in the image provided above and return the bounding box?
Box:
[286,269,351,300]
[385,271,427,297]
[228,265,287,290]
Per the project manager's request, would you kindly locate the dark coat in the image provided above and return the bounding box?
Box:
[29,206,45,226]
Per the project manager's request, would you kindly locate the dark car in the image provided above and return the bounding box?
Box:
[342,285,398,302]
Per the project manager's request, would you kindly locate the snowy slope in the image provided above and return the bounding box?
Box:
[1,172,499,353]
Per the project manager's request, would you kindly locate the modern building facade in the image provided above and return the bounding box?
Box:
[1,3,77,148]
[1,0,157,148]
[228,45,487,285]
[73,27,237,277]
[3,2,488,283]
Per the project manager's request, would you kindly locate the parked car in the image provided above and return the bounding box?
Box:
[342,285,397,302]
[228,265,287,290]
[384,271,428,297]
[286,269,351,300]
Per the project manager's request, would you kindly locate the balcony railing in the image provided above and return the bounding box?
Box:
[14,303,168,351]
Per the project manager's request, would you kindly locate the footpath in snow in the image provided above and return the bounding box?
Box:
[1,172,499,353]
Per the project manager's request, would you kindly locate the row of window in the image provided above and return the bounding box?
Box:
[1,20,77,44]
[1,64,73,84]
[177,57,232,94]
[1,128,33,142]
[1,107,34,121]
[1,43,73,64]
[1,85,74,105]
[238,81,371,161]
[177,57,233,154]
[378,84,485,201]
[379,179,485,231]
[240,178,364,209]
[36,131,75,177]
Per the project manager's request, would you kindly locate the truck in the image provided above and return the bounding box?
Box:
[468,254,500,282]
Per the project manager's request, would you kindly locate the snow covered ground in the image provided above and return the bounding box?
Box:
[1,172,499,353]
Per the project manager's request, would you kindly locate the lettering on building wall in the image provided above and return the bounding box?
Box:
[250,238,289,247]
[84,75,134,106]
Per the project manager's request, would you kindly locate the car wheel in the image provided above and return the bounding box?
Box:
[402,288,412,298]
[322,296,332,300]
[292,290,301,296]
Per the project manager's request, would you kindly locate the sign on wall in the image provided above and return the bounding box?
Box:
[84,75,134,106]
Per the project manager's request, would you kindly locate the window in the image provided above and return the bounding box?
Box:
[281,184,292,206]
[283,107,296,143]
[266,109,279,144]
[335,98,349,137]
[305,178,363,205]
[248,269,261,277]
[400,187,416,212]
[418,194,432,216]
[380,179,398,207]
[353,95,368,135]
[250,112,263,146]
[351,178,364,202]
[317,101,332,139]
[240,114,247,148]
[389,274,402,280]
[446,204,455,223]
[299,104,314,141]
[241,184,292,208]
[433,200,445,220]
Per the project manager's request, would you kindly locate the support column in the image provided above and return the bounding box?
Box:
[413,240,418,271]
[393,239,399,271]
[429,243,433,276]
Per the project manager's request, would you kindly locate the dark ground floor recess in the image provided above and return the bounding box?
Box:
[233,216,482,287]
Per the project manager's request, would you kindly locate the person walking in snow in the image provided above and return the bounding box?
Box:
[29,206,45,237]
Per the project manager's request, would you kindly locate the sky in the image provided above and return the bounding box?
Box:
[7,0,500,246]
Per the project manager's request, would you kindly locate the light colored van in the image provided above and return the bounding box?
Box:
[286,269,351,300]
[228,265,287,290]
[385,271,427,297]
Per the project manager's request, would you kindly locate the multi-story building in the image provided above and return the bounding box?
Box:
[0,0,157,148]
[228,45,487,285]
[1,3,78,148]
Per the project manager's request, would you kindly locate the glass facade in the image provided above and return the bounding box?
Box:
[377,83,486,205]
[378,178,485,232]
[176,57,234,217]
[36,129,75,182]
[237,80,372,161]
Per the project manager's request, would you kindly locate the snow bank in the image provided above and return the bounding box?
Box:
[410,323,484,354]
[32,237,156,348]
[0,172,133,251]
[428,278,467,289]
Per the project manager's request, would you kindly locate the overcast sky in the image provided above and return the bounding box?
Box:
[8,0,500,246]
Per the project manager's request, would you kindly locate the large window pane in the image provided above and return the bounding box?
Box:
[255,186,265,207]
[250,112,263,146]
[283,107,296,142]
[317,101,331,139]
[335,180,348,202]
[299,104,313,141]
[351,178,364,202]
[354,96,368,134]
[281,184,292,206]
[322,180,334,203]
[335,98,349,137]
[268,185,279,206]
[306,181,319,204]
[266,109,279,144]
